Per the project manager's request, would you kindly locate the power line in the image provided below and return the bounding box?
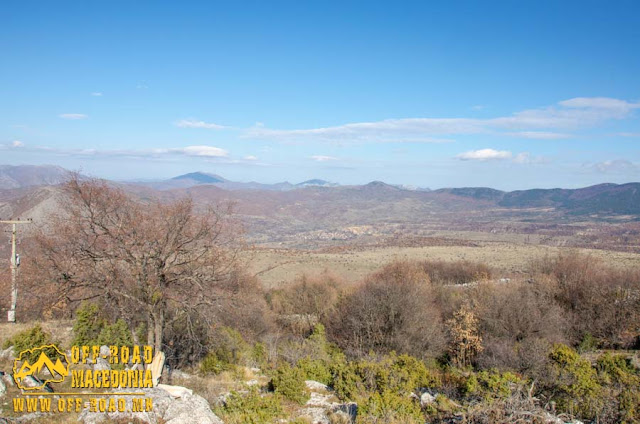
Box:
[1,218,32,323]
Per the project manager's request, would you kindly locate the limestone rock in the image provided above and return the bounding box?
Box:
[420,391,436,407]
[99,345,110,357]
[305,380,330,392]
[0,378,6,396]
[0,346,15,360]
[77,387,223,424]
[158,383,193,398]
[93,357,110,371]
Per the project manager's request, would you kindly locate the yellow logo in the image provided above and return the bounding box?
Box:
[12,344,70,390]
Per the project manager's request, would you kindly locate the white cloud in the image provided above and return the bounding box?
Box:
[174,119,226,129]
[12,140,24,147]
[591,159,638,173]
[617,132,640,137]
[59,113,88,120]
[456,149,513,161]
[471,105,486,111]
[91,92,103,96]
[244,97,639,144]
[244,155,258,160]
[311,155,339,162]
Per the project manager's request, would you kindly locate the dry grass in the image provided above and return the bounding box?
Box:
[247,242,640,288]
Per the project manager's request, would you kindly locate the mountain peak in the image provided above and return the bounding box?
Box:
[172,172,226,184]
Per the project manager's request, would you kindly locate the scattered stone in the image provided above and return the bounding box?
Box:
[420,391,436,407]
[0,347,15,360]
[245,379,259,386]
[0,378,6,396]
[93,357,110,371]
[0,371,14,387]
[99,345,110,357]
[305,380,330,392]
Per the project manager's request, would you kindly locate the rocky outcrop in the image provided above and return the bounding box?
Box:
[296,380,356,424]
[77,385,223,424]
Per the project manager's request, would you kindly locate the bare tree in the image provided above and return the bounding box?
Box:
[34,175,244,352]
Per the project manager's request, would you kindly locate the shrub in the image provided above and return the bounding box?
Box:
[356,390,423,424]
[269,362,309,404]
[3,324,59,362]
[200,352,234,375]
[546,344,603,419]
[464,370,521,400]
[72,302,133,348]
[420,260,492,285]
[328,261,446,359]
[298,357,332,385]
[214,387,285,424]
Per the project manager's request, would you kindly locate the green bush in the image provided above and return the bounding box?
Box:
[596,352,639,386]
[547,344,603,419]
[72,302,133,347]
[330,360,362,401]
[200,352,234,375]
[3,324,60,362]
[464,370,521,400]
[269,362,310,404]
[298,357,332,385]
[357,390,423,424]
[214,387,285,424]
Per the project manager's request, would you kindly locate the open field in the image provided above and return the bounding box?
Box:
[246,238,640,288]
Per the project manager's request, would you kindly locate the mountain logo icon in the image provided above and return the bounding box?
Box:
[12,344,69,390]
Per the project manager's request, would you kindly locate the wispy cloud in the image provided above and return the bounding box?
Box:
[244,155,258,160]
[590,159,638,173]
[506,131,572,139]
[90,92,103,96]
[311,155,339,162]
[174,119,226,129]
[456,149,512,161]
[12,140,24,147]
[59,113,88,120]
[617,132,640,137]
[244,97,639,144]
[4,143,228,159]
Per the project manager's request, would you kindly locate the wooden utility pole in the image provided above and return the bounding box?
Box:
[1,219,32,322]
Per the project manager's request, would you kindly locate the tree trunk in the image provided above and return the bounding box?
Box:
[153,309,164,353]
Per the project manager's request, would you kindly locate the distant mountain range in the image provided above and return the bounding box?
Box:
[1,165,640,220]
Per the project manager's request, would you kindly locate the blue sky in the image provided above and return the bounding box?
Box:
[1,0,639,190]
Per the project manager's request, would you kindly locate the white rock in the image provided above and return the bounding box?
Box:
[245,379,259,386]
[0,378,6,396]
[306,392,334,407]
[0,347,15,360]
[99,345,110,357]
[420,391,436,407]
[93,357,110,371]
[298,407,330,424]
[158,383,193,398]
[305,380,330,392]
